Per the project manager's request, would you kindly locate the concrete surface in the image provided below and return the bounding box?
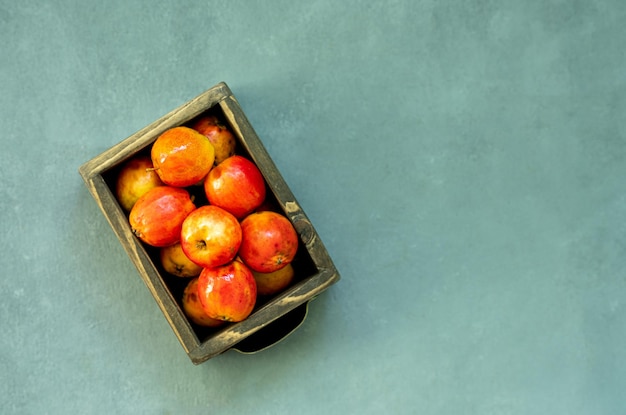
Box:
[2,0,626,413]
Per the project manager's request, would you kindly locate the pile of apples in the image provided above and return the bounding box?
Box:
[114,114,298,327]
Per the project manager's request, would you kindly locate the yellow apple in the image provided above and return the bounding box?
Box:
[252,263,294,296]
[159,242,203,278]
[182,278,226,327]
[115,155,164,212]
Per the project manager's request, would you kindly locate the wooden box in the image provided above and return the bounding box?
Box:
[78,82,340,364]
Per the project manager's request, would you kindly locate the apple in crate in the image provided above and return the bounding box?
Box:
[182,278,226,327]
[252,263,295,296]
[204,155,266,219]
[129,186,196,247]
[180,205,242,268]
[159,242,203,278]
[190,115,236,165]
[197,260,257,322]
[151,126,215,187]
[115,155,164,212]
[238,211,299,273]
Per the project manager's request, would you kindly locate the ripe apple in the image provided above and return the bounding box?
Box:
[252,263,295,296]
[182,278,226,327]
[204,155,266,219]
[151,126,215,187]
[191,114,219,128]
[190,115,236,165]
[197,260,257,322]
[159,242,203,278]
[180,205,242,268]
[115,155,164,212]
[129,186,196,247]
[238,211,299,273]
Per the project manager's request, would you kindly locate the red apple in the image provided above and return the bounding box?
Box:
[129,186,196,247]
[190,114,219,128]
[197,260,257,322]
[115,155,164,212]
[182,278,226,327]
[180,205,242,268]
[151,126,215,187]
[190,115,237,165]
[204,155,266,219]
[238,211,299,273]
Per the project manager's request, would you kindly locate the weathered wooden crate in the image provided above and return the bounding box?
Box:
[79,82,340,364]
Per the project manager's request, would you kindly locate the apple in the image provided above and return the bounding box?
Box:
[180,205,242,268]
[129,186,196,247]
[182,278,226,327]
[252,263,295,296]
[204,155,266,219]
[190,114,219,128]
[197,260,257,322]
[151,126,215,187]
[115,155,164,212]
[159,242,203,278]
[190,115,237,165]
[238,211,299,273]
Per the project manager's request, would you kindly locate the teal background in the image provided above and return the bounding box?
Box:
[2,1,626,413]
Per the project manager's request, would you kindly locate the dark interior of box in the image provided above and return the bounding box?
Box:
[102,104,319,350]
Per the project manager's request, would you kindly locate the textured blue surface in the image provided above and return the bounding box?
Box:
[2,1,626,413]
